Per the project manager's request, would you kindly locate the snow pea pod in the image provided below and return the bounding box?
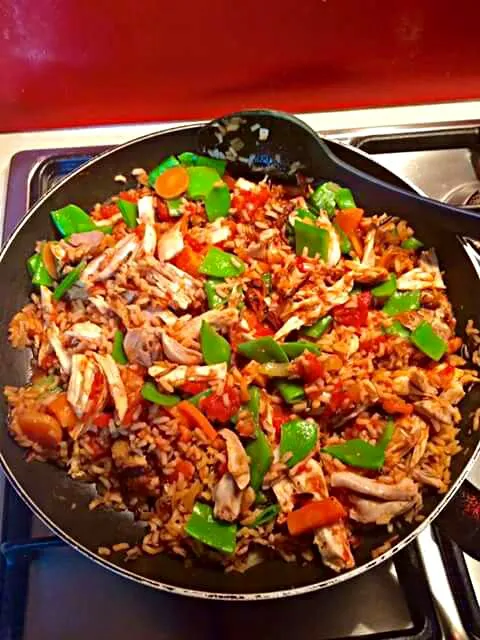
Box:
[112,330,128,365]
[276,381,305,405]
[117,199,138,229]
[309,182,337,216]
[199,247,245,278]
[303,315,332,339]
[282,341,321,359]
[178,152,227,175]
[200,321,231,365]
[185,502,237,554]
[294,219,329,260]
[322,420,395,470]
[335,187,356,210]
[245,386,273,491]
[205,183,231,222]
[372,274,397,299]
[53,261,86,300]
[382,291,421,316]
[51,204,98,237]
[28,253,54,287]
[187,167,222,199]
[252,504,280,527]
[401,237,423,250]
[279,418,318,468]
[410,321,447,361]
[204,279,225,309]
[141,382,180,407]
[238,337,288,364]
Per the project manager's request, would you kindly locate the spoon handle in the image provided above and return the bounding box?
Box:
[318,140,480,239]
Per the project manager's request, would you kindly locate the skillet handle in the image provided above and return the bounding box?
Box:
[434,480,480,561]
[317,139,480,240]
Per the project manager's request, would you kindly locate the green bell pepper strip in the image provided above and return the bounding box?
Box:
[252,504,280,527]
[282,341,321,359]
[148,155,180,186]
[383,320,411,339]
[237,337,288,364]
[335,187,356,210]
[188,389,213,407]
[280,418,318,468]
[276,381,305,405]
[294,219,329,260]
[295,208,317,222]
[401,237,424,250]
[382,291,421,316]
[117,199,138,229]
[53,261,86,300]
[51,204,98,237]
[141,382,180,407]
[204,279,225,309]
[322,420,395,470]
[410,321,447,361]
[247,429,273,491]
[185,502,237,554]
[112,330,128,365]
[186,166,222,199]
[199,247,245,278]
[303,315,332,339]
[261,273,272,295]
[200,321,231,365]
[372,274,397,299]
[28,253,54,287]
[334,222,351,255]
[205,183,231,222]
[309,182,337,216]
[166,198,183,217]
[178,152,227,175]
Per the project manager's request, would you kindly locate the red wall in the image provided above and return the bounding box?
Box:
[0,0,479,132]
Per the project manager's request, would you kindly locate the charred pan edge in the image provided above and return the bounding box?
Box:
[0,123,480,600]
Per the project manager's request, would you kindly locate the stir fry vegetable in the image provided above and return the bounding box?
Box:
[185,502,237,553]
[410,321,447,361]
[205,183,231,221]
[117,199,138,229]
[187,167,221,199]
[323,420,395,470]
[287,498,346,536]
[204,279,225,309]
[245,387,273,491]
[141,382,180,407]
[335,188,356,210]
[112,330,128,365]
[294,219,329,260]
[238,337,288,364]
[200,321,231,365]
[372,274,397,299]
[279,418,318,468]
[199,247,245,278]
[252,504,280,527]
[303,315,332,339]
[276,381,305,405]
[154,166,189,199]
[309,182,336,215]
[53,261,86,300]
[178,152,226,175]
[282,342,321,359]
[401,237,423,250]
[51,204,100,237]
[28,253,54,287]
[148,155,180,186]
[384,320,410,339]
[382,291,421,316]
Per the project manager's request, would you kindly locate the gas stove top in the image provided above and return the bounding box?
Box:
[1,120,480,640]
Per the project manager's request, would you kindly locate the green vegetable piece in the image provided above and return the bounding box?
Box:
[187,166,221,199]
[247,429,273,491]
[112,330,128,365]
[377,419,395,449]
[199,247,245,279]
[148,155,180,186]
[401,237,424,251]
[323,421,395,470]
[205,183,231,222]
[204,279,225,309]
[141,382,180,407]
[166,198,183,217]
[334,222,351,255]
[294,219,329,260]
[372,274,397,299]
[282,342,321,359]
[252,504,280,527]
[178,152,226,175]
[53,261,86,300]
[410,321,448,361]
[310,182,337,215]
[29,253,54,287]
[335,187,356,210]
[117,199,138,229]
[295,208,317,222]
[185,502,237,554]
[200,321,231,365]
[280,419,318,468]
[188,389,213,407]
[383,291,421,316]
[238,337,288,364]
[51,204,97,237]
[323,439,385,470]
[276,381,305,405]
[384,320,411,339]
[261,273,272,294]
[255,491,268,506]
[303,315,332,339]
[247,386,261,431]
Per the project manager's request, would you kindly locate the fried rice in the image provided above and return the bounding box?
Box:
[4,154,480,573]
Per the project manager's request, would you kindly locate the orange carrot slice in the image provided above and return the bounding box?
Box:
[287,497,346,536]
[154,166,189,199]
[177,400,218,440]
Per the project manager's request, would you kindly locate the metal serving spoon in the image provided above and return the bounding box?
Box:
[198,109,480,239]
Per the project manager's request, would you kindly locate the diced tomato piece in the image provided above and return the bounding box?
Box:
[118,191,138,203]
[329,388,349,412]
[199,387,241,423]
[173,459,195,480]
[272,405,289,435]
[92,412,112,428]
[184,235,206,253]
[155,200,172,222]
[360,334,388,352]
[172,246,204,276]
[333,291,372,328]
[298,352,324,383]
[335,208,364,235]
[99,203,119,219]
[180,381,209,395]
[84,435,108,460]
[381,397,413,415]
[243,309,274,337]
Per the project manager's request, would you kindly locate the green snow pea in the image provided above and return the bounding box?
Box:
[382,291,421,316]
[276,381,305,405]
[141,382,180,407]
[302,315,332,339]
[200,321,231,365]
[199,247,245,278]
[401,237,424,251]
[166,198,183,217]
[117,199,138,229]
[280,418,318,468]
[252,504,280,527]
[410,321,447,361]
[28,253,54,287]
[282,341,321,359]
[322,420,395,470]
[185,502,237,554]
[204,279,225,309]
[383,320,411,339]
[295,208,317,222]
[334,223,352,255]
[186,167,222,199]
[294,219,329,260]
[51,204,97,237]
[112,330,128,365]
[188,389,213,407]
[335,187,356,210]
[237,337,288,364]
[205,182,231,221]
[53,261,86,300]
[309,182,337,216]
[178,152,227,175]
[372,274,397,299]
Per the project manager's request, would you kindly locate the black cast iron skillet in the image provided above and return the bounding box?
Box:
[0,116,479,600]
